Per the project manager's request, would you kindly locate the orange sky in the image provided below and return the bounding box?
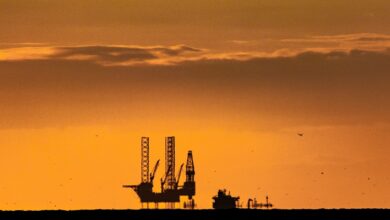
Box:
[0,0,390,210]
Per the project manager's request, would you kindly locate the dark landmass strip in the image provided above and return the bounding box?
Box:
[0,209,389,220]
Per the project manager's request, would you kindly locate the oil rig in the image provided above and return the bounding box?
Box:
[123,136,196,209]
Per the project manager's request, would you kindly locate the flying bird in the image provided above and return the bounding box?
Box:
[297,133,304,137]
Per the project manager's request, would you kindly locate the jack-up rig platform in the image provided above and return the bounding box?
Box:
[123,136,195,209]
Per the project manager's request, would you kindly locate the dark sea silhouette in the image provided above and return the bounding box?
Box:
[0,209,389,220]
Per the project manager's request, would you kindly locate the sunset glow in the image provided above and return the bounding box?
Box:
[0,0,389,210]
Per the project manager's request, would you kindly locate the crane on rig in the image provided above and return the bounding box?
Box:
[150,160,159,184]
[160,165,172,192]
[175,164,184,189]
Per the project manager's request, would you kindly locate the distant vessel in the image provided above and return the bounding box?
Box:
[212,189,240,209]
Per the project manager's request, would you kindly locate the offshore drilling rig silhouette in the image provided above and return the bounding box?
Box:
[123,137,195,209]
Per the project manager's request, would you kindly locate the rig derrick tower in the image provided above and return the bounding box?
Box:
[123,136,196,209]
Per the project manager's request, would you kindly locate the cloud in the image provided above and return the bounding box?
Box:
[0,47,57,61]
[52,45,202,61]
[0,45,203,66]
[51,46,158,63]
[350,36,390,42]
[0,42,50,49]
[313,33,390,42]
[2,35,390,67]
[0,47,389,130]
[0,44,315,66]
[281,33,390,51]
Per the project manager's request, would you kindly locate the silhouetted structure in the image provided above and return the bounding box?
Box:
[2,209,390,220]
[212,189,240,209]
[183,199,196,209]
[247,196,274,209]
[123,137,196,209]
